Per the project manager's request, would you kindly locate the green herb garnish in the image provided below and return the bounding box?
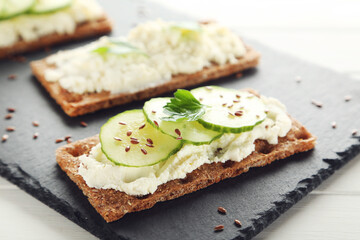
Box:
[92,39,148,57]
[170,22,202,41]
[162,89,206,122]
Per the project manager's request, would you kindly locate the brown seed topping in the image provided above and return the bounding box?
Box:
[331,121,337,129]
[228,112,234,117]
[125,146,131,152]
[175,128,181,136]
[5,114,12,119]
[233,100,240,103]
[146,143,154,148]
[199,98,203,101]
[154,120,159,127]
[344,95,352,102]
[219,95,223,98]
[236,94,241,99]
[222,103,227,107]
[8,74,17,80]
[55,138,64,143]
[227,104,233,109]
[139,124,146,129]
[32,121,39,127]
[131,139,140,144]
[147,138,153,144]
[114,137,122,141]
[311,100,323,108]
[352,129,358,136]
[64,135,71,140]
[141,148,147,155]
[2,134,9,142]
[151,110,156,114]
[80,121,87,127]
[235,111,243,117]
[119,121,127,125]
[127,131,132,136]
[218,207,227,214]
[234,219,242,227]
[176,137,183,140]
[7,107,15,113]
[66,138,72,144]
[264,109,269,114]
[265,125,269,129]
[214,225,224,232]
[33,133,39,139]
[6,126,15,132]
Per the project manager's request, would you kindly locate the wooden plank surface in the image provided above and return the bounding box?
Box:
[1,0,360,239]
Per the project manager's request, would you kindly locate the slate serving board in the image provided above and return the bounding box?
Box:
[1,1,360,239]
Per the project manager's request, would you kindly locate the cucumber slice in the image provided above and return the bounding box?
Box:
[191,86,267,133]
[100,110,182,167]
[143,98,222,145]
[0,0,35,20]
[29,0,72,14]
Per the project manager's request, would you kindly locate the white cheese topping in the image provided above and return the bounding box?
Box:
[0,0,104,48]
[78,96,292,196]
[43,20,246,94]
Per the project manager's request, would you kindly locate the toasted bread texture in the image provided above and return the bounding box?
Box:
[56,116,316,222]
[0,17,112,59]
[31,46,260,117]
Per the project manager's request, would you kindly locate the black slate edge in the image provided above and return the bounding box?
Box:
[0,160,122,240]
[236,136,360,240]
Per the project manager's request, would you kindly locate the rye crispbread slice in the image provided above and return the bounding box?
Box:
[30,46,260,117]
[0,16,112,59]
[56,116,316,223]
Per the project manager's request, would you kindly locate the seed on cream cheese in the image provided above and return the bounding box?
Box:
[0,0,104,48]
[78,96,292,196]
[43,20,247,95]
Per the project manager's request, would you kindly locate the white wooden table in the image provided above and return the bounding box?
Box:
[1,0,360,239]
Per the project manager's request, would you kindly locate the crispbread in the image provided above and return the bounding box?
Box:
[56,116,316,223]
[30,46,260,117]
[0,17,112,59]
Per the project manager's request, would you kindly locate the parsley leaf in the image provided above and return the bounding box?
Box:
[162,89,206,122]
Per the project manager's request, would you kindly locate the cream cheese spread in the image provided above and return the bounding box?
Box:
[43,20,246,95]
[0,0,104,48]
[78,96,292,196]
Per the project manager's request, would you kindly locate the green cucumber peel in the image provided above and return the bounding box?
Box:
[92,39,149,57]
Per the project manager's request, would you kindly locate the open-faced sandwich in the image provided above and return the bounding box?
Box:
[56,86,316,222]
[0,0,112,59]
[31,20,260,117]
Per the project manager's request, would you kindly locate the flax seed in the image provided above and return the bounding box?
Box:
[234,219,242,227]
[5,114,12,119]
[2,134,9,142]
[119,121,127,125]
[114,137,122,141]
[217,207,227,214]
[33,133,39,139]
[147,138,153,144]
[32,121,39,127]
[127,131,132,136]
[80,121,87,127]
[139,124,146,129]
[125,146,131,152]
[6,126,15,132]
[55,138,64,143]
[8,74,16,80]
[214,225,224,232]
[7,107,15,113]
[141,148,147,155]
